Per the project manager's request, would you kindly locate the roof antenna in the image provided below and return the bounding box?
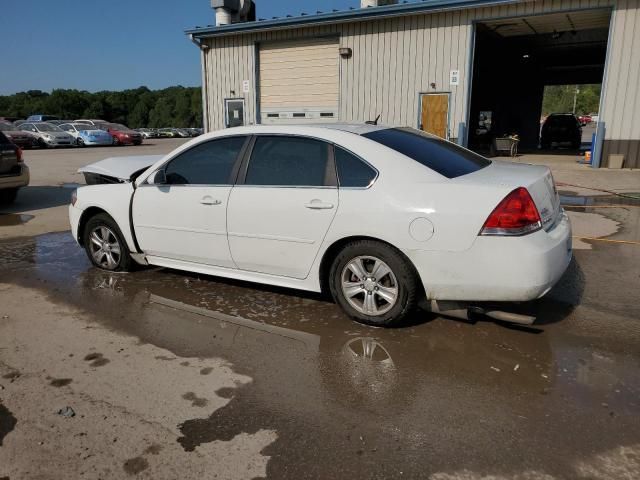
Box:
[366,114,381,125]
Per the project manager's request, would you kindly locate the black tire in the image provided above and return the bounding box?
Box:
[83,213,135,272]
[329,240,419,327]
[113,137,120,146]
[0,188,18,205]
[77,137,85,147]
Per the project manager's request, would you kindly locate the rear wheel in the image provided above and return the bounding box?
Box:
[329,240,419,327]
[83,213,134,272]
[0,188,18,205]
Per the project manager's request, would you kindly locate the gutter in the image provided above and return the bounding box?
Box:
[189,34,210,133]
[185,0,522,38]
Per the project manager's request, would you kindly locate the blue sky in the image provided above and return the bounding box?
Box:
[0,0,359,95]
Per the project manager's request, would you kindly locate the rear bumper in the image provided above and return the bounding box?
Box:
[407,212,573,302]
[0,164,30,189]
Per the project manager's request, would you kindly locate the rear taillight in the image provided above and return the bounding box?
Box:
[480,187,542,236]
[16,147,23,163]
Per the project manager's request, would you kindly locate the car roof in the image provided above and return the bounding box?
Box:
[227,123,392,136]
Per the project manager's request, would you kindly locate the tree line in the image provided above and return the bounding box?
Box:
[541,84,601,117]
[0,86,203,128]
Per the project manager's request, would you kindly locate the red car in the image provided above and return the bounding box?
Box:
[104,123,143,146]
[578,115,592,126]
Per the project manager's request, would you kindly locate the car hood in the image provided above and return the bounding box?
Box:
[79,155,163,181]
[79,129,110,135]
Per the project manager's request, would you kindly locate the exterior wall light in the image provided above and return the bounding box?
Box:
[339,47,353,58]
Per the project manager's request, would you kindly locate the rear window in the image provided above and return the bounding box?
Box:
[362,127,491,179]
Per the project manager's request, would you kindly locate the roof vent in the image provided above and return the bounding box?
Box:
[211,0,256,26]
[361,0,398,7]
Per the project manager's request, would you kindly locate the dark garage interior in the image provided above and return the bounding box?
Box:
[468,9,611,153]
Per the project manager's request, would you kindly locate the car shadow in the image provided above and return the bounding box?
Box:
[0,186,74,214]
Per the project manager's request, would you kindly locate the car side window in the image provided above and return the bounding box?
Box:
[335,147,377,188]
[245,136,331,187]
[164,136,247,185]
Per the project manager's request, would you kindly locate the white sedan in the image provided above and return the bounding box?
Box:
[69,124,572,327]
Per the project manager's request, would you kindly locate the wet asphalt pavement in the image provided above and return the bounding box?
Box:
[0,192,639,479]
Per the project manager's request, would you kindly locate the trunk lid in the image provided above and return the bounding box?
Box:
[458,160,561,231]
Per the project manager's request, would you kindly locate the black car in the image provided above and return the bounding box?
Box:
[540,113,582,150]
[0,131,30,204]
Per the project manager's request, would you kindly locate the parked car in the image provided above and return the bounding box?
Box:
[578,114,592,126]
[0,122,38,149]
[104,123,143,146]
[26,114,60,123]
[59,123,114,147]
[0,130,29,204]
[157,128,177,138]
[136,128,159,139]
[70,124,572,327]
[19,122,75,148]
[75,119,108,127]
[540,113,582,150]
[589,113,599,123]
[46,120,72,126]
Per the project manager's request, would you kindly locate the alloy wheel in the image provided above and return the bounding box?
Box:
[340,256,399,316]
[89,226,122,269]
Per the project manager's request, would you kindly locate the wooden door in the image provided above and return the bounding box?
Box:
[421,94,449,139]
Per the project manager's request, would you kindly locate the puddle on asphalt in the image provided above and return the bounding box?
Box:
[1,232,639,478]
[560,192,640,208]
[0,214,34,227]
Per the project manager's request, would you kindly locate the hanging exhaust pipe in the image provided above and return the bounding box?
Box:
[423,300,536,326]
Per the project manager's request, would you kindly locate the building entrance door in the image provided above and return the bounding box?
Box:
[420,93,450,139]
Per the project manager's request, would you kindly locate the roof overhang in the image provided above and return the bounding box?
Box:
[186,0,523,39]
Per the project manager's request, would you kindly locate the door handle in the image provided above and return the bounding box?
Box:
[200,196,222,206]
[305,200,334,210]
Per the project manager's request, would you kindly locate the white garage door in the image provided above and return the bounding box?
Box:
[259,37,339,123]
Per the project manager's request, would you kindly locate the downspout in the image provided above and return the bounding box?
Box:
[190,34,210,133]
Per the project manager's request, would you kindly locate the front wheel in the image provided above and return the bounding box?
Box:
[329,240,419,327]
[83,213,134,272]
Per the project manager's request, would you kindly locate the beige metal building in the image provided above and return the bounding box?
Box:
[188,0,640,168]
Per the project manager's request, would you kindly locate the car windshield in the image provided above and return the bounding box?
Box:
[36,123,63,132]
[548,116,577,126]
[108,123,132,132]
[362,127,491,179]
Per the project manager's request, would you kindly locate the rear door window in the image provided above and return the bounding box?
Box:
[363,127,490,179]
[244,136,332,187]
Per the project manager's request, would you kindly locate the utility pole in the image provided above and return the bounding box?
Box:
[573,85,580,114]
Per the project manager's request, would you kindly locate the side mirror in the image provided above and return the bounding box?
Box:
[152,170,167,185]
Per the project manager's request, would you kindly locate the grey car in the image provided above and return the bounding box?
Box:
[20,122,75,148]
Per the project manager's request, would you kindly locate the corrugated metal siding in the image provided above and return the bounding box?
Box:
[599,0,640,167]
[202,0,638,158]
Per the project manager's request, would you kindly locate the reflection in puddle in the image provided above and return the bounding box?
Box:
[0,214,34,227]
